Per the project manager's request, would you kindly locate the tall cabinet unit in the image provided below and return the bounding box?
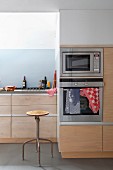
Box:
[58,9,113,158]
[58,47,113,158]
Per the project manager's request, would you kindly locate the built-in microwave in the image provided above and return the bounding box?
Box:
[60,48,103,77]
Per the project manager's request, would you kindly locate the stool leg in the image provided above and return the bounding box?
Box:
[38,141,41,166]
[35,116,41,166]
[22,138,36,160]
[39,138,53,158]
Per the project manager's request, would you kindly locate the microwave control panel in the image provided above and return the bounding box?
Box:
[94,53,100,72]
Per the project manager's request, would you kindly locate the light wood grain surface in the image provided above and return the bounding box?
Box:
[103,48,113,122]
[59,125,102,152]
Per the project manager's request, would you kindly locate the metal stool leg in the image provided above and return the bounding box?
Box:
[39,138,53,158]
[38,141,41,166]
[35,116,41,166]
[22,138,37,160]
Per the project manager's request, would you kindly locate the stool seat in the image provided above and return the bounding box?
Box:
[26,110,49,116]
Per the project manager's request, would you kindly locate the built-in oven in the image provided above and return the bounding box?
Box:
[60,78,104,122]
[60,48,103,77]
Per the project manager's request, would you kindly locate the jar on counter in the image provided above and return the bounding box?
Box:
[47,81,51,88]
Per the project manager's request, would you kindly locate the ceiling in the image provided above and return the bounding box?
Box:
[0,0,113,12]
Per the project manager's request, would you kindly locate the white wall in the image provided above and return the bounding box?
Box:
[0,13,57,49]
[60,10,113,45]
[0,0,113,11]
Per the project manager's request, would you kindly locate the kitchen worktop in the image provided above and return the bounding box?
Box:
[0,88,50,94]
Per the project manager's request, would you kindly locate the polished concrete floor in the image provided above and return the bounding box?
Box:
[0,143,113,170]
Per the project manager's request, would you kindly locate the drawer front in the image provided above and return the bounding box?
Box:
[0,95,11,105]
[59,125,102,152]
[12,117,36,138]
[103,126,113,151]
[12,105,57,115]
[0,106,11,115]
[0,117,11,137]
[40,117,57,138]
[12,117,57,139]
[12,95,56,105]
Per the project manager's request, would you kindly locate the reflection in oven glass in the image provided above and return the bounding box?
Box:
[63,88,99,115]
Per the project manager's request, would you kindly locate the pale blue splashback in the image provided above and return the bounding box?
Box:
[0,49,55,88]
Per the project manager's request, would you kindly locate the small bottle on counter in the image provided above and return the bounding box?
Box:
[44,76,47,89]
[22,76,27,89]
[47,81,51,88]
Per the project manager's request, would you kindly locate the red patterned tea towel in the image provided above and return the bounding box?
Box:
[80,88,100,113]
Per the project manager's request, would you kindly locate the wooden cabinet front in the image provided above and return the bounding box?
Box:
[12,116,57,140]
[0,95,11,105]
[12,117,36,138]
[59,125,102,152]
[103,48,113,122]
[103,126,113,151]
[12,94,56,105]
[12,105,56,115]
[0,117,11,138]
[11,94,57,141]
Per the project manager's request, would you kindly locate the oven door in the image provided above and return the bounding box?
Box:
[60,81,103,122]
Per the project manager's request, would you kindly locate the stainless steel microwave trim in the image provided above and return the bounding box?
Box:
[60,47,103,77]
[60,81,103,122]
[63,52,94,74]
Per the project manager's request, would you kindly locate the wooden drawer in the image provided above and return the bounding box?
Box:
[59,125,102,152]
[12,94,56,105]
[0,106,11,115]
[12,117,36,138]
[0,117,11,138]
[103,126,113,151]
[12,105,57,115]
[0,95,11,105]
[12,116,57,139]
[40,117,57,138]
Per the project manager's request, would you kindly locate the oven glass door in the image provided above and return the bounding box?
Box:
[60,86,103,122]
[63,53,93,73]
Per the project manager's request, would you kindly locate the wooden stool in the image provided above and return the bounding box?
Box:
[22,110,53,166]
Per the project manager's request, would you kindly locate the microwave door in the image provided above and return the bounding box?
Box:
[62,53,94,75]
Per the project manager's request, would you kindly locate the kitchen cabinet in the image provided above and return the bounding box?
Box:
[58,46,113,158]
[11,94,57,141]
[0,93,57,143]
[12,116,57,139]
[59,125,102,153]
[60,10,113,45]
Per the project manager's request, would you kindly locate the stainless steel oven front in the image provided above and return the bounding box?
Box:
[60,78,104,122]
[60,48,103,77]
